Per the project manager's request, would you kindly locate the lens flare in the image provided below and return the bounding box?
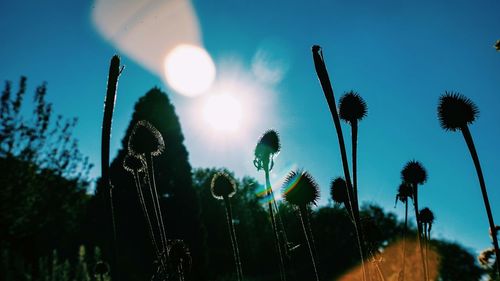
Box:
[202,93,242,132]
[164,44,216,97]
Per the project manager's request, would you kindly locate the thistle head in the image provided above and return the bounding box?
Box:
[282,170,320,207]
[419,207,435,225]
[330,177,349,205]
[94,261,109,276]
[254,130,280,161]
[122,154,146,174]
[128,120,165,157]
[437,92,479,132]
[339,91,367,124]
[395,182,413,206]
[210,172,237,200]
[495,40,500,51]
[401,160,427,186]
[168,239,192,270]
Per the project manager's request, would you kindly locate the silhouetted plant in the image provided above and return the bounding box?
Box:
[437,92,500,276]
[94,261,110,281]
[282,170,320,281]
[330,177,352,220]
[211,172,243,281]
[253,129,287,281]
[495,40,500,51]
[401,160,428,280]
[168,239,192,281]
[420,207,435,281]
[339,91,367,210]
[100,55,123,281]
[127,120,169,277]
[395,182,413,281]
[312,45,367,280]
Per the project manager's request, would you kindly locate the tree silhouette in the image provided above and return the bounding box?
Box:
[437,92,500,276]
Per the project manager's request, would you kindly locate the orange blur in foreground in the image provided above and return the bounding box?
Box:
[337,238,438,281]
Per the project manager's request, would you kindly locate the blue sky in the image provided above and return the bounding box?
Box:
[1,0,499,254]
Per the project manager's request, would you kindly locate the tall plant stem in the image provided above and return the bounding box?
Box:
[352,121,359,211]
[223,196,243,281]
[401,201,408,281]
[101,55,122,281]
[424,224,430,281]
[299,206,320,281]
[411,186,427,281]
[145,153,169,258]
[264,165,287,281]
[312,46,366,281]
[461,125,500,275]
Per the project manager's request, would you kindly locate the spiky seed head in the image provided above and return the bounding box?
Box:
[478,248,495,267]
[128,120,165,156]
[123,154,146,174]
[330,177,349,205]
[94,261,109,276]
[437,92,479,132]
[282,170,320,207]
[495,40,500,51]
[211,172,237,200]
[339,91,367,123]
[419,207,435,225]
[395,183,413,205]
[254,130,280,160]
[401,160,427,186]
[168,239,192,268]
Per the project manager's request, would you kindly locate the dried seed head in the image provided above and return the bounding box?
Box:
[168,239,192,271]
[282,170,320,207]
[123,154,146,174]
[395,182,413,206]
[254,130,280,160]
[478,248,495,267]
[94,261,109,276]
[419,207,435,225]
[339,91,367,123]
[330,177,349,205]
[128,120,165,156]
[437,92,479,132]
[211,172,237,200]
[401,160,427,186]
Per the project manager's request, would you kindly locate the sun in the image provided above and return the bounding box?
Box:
[202,94,243,133]
[164,44,216,97]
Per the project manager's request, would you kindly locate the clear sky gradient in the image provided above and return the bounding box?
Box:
[1,0,499,254]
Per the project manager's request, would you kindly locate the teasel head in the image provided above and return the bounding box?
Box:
[395,182,413,207]
[128,120,165,157]
[478,248,496,267]
[330,177,349,206]
[338,91,367,124]
[94,261,109,276]
[168,239,192,272]
[122,153,146,174]
[495,40,500,51]
[437,92,479,132]
[211,172,237,200]
[401,160,427,186]
[253,130,280,171]
[420,207,435,230]
[282,170,320,207]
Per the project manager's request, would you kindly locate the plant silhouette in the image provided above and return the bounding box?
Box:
[401,160,428,280]
[282,170,320,281]
[437,92,500,276]
[419,207,434,281]
[168,239,192,281]
[395,182,413,281]
[100,55,123,281]
[312,45,367,281]
[253,129,287,281]
[211,172,243,281]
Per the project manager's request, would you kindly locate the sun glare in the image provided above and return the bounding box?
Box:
[202,94,243,133]
[164,44,216,97]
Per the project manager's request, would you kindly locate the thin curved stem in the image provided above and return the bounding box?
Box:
[223,196,243,281]
[461,125,500,276]
[352,120,359,211]
[299,206,320,281]
[265,165,287,281]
